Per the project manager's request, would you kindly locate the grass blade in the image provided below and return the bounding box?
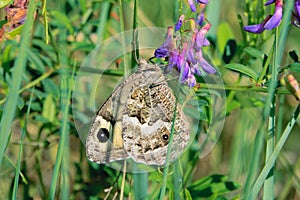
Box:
[48,25,72,198]
[0,0,37,168]
[48,72,72,199]
[12,88,35,200]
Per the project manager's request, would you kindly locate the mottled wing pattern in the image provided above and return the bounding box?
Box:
[86,95,129,163]
[86,60,190,165]
[86,60,166,163]
[122,72,190,165]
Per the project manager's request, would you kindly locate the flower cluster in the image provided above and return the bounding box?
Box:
[244,0,283,33]
[154,1,216,87]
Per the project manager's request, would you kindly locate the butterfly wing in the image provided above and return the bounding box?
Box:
[86,95,129,163]
[86,61,190,165]
[86,61,161,163]
[122,69,190,165]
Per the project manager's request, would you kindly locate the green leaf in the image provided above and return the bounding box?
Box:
[226,99,240,113]
[50,10,74,34]
[18,97,24,109]
[0,19,6,28]
[0,0,11,8]
[288,62,300,73]
[181,189,193,200]
[42,79,60,98]
[6,24,24,39]
[27,48,46,73]
[187,174,240,198]
[184,105,208,121]
[42,94,56,122]
[224,63,259,80]
[243,47,264,63]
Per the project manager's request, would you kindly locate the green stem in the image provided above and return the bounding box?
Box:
[118,0,129,74]
[247,104,300,199]
[263,28,279,200]
[96,2,110,44]
[159,99,178,200]
[244,30,279,199]
[263,98,275,199]
[133,173,148,199]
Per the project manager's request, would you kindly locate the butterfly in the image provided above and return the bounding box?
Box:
[85,60,190,166]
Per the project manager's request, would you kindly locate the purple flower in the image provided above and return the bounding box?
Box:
[188,0,209,12]
[154,27,174,58]
[168,51,180,68]
[264,2,283,29]
[186,74,196,87]
[194,23,211,51]
[244,0,283,33]
[196,0,209,4]
[175,15,185,31]
[244,15,272,34]
[292,0,300,27]
[197,50,216,74]
[264,0,275,6]
[188,0,197,12]
[196,12,205,26]
[154,1,216,87]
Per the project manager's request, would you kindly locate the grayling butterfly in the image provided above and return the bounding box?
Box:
[86,60,191,166]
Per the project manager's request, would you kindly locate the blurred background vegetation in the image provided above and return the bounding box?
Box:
[0,0,300,199]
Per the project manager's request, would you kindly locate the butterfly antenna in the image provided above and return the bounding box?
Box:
[132,29,139,64]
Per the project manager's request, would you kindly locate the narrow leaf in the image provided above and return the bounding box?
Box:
[224,63,259,80]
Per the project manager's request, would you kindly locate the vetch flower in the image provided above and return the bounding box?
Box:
[154,20,216,87]
[197,50,216,74]
[154,27,174,58]
[264,0,283,29]
[188,0,209,12]
[292,0,300,27]
[194,23,211,51]
[154,1,216,87]
[188,0,197,12]
[196,12,205,26]
[196,0,209,4]
[175,15,185,31]
[244,0,283,33]
[244,15,272,34]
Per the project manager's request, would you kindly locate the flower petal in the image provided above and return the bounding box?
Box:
[243,23,265,34]
[154,27,174,58]
[264,0,275,6]
[198,51,216,74]
[188,0,197,12]
[196,12,204,26]
[175,15,185,31]
[186,74,196,87]
[154,47,169,58]
[264,6,282,29]
[295,0,300,17]
[196,0,209,4]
